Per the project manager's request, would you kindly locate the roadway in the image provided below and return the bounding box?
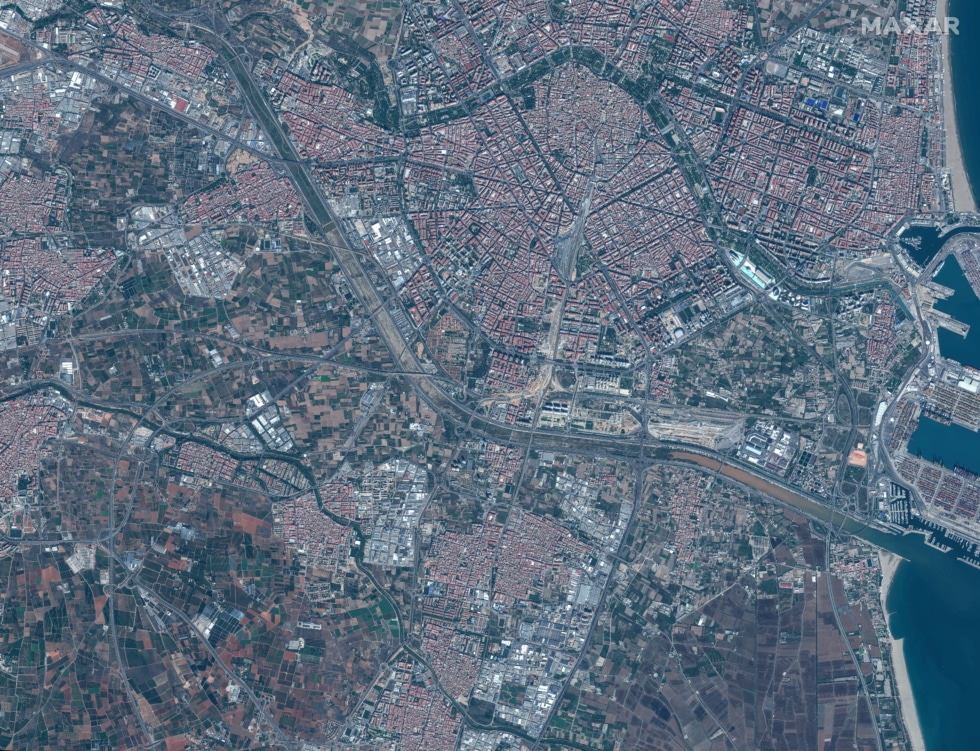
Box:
[0,12,936,751]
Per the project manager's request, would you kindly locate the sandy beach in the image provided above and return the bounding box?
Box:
[939,0,977,212]
[880,550,927,751]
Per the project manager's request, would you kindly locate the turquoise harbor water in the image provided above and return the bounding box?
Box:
[881,6,980,749]
[932,255,980,369]
[907,415,980,475]
[899,224,978,266]
[864,529,980,751]
[907,254,980,476]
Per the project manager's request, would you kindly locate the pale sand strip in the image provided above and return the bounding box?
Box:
[939,0,977,212]
[879,551,927,751]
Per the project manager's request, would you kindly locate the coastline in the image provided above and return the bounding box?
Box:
[879,551,927,751]
[940,0,977,212]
